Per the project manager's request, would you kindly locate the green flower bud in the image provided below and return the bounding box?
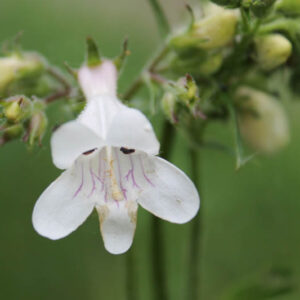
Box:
[210,0,241,8]
[177,75,199,107]
[4,101,21,121]
[250,0,277,18]
[0,52,46,96]
[162,92,178,123]
[171,8,238,51]
[171,50,223,76]
[198,52,223,75]
[236,87,289,154]
[1,123,24,144]
[3,95,32,122]
[254,34,292,70]
[28,111,48,147]
[275,0,300,17]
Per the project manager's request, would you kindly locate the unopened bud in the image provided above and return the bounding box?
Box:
[255,34,292,70]
[250,0,277,17]
[1,124,24,144]
[198,52,223,75]
[177,75,199,107]
[3,95,32,122]
[28,111,48,147]
[275,0,300,16]
[210,0,241,8]
[236,87,289,154]
[171,8,238,51]
[162,92,178,123]
[4,101,21,121]
[0,52,46,96]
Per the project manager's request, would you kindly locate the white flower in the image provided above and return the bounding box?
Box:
[32,60,200,254]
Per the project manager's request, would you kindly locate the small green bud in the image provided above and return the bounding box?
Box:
[171,8,238,51]
[0,52,46,96]
[177,75,199,107]
[162,92,178,123]
[28,111,48,147]
[236,87,289,154]
[198,52,223,75]
[250,0,277,17]
[3,95,32,122]
[210,0,241,8]
[242,0,252,8]
[1,123,24,144]
[254,34,292,70]
[275,0,300,16]
[170,50,223,76]
[4,101,21,121]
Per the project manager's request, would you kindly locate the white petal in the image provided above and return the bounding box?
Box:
[97,201,137,255]
[78,60,118,99]
[51,121,103,169]
[78,95,123,139]
[137,155,200,224]
[106,107,160,155]
[32,160,96,240]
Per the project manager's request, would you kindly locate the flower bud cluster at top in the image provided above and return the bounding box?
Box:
[1,0,300,161]
[0,43,55,147]
[0,36,130,149]
[150,0,300,156]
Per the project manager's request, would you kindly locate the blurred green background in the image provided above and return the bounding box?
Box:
[1,0,300,299]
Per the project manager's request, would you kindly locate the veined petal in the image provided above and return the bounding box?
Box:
[51,121,103,170]
[106,107,160,155]
[32,157,98,240]
[137,156,200,224]
[97,200,137,255]
[78,95,123,139]
[78,60,118,99]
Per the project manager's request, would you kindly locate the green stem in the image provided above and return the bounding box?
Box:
[123,0,170,101]
[148,0,170,38]
[126,248,137,300]
[187,147,202,300]
[45,67,71,103]
[123,44,169,101]
[151,120,176,300]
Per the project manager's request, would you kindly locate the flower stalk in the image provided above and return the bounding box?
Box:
[187,147,202,300]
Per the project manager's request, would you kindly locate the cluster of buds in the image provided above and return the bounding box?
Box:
[0,52,48,98]
[0,36,131,148]
[152,0,300,158]
[167,4,237,78]
[0,95,47,147]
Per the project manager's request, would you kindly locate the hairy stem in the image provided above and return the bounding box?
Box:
[187,147,202,300]
[151,120,176,300]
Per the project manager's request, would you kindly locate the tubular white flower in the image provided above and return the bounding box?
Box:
[33,60,200,254]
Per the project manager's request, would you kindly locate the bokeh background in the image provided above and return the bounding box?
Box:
[1,0,300,299]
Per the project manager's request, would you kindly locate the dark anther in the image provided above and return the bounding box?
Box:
[120,147,135,154]
[83,148,97,155]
